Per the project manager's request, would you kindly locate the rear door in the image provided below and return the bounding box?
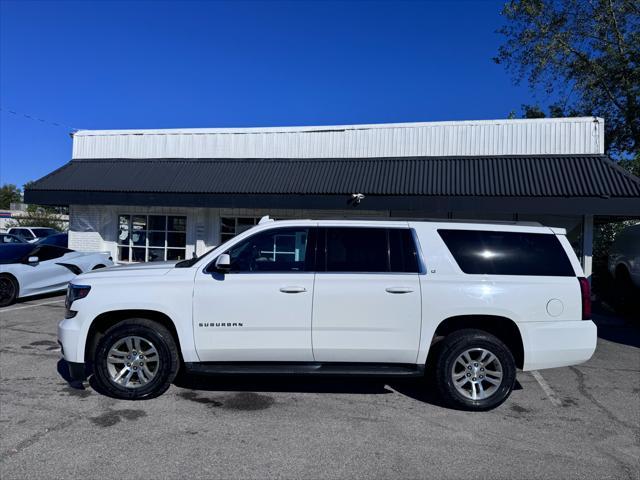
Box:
[312,226,422,363]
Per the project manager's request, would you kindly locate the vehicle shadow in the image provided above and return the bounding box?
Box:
[8,291,65,306]
[57,359,522,409]
[173,373,522,409]
[592,312,640,348]
[174,373,397,396]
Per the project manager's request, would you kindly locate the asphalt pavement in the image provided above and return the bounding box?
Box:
[1,293,638,479]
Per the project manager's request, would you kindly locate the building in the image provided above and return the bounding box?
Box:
[25,117,640,277]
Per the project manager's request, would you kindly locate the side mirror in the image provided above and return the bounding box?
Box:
[214,254,231,273]
[27,256,39,265]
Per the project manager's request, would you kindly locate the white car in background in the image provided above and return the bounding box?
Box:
[0,243,113,307]
[7,227,59,243]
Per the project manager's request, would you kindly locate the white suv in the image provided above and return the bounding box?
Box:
[58,219,597,410]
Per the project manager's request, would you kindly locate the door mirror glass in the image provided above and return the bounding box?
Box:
[214,253,231,272]
[27,256,39,265]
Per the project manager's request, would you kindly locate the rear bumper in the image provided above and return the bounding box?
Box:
[520,320,597,371]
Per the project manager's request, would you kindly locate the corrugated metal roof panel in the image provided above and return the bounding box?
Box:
[71,118,605,159]
[29,155,640,198]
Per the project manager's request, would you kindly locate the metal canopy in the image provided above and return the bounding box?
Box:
[25,155,640,215]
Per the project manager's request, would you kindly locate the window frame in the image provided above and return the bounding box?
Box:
[317,226,421,274]
[117,214,187,263]
[205,226,317,274]
[437,228,576,277]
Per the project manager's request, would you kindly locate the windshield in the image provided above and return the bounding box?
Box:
[37,233,68,247]
[0,244,34,264]
[32,228,58,238]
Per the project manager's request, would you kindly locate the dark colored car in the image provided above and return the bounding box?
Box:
[36,233,68,248]
[0,233,26,244]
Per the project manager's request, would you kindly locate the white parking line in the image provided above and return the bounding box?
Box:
[530,370,562,407]
[1,299,65,313]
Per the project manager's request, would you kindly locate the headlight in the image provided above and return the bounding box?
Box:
[65,284,91,318]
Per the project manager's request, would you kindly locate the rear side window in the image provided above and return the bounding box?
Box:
[438,229,575,276]
[321,227,419,273]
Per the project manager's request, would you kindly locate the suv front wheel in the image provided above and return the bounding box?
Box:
[92,318,179,400]
[435,329,516,411]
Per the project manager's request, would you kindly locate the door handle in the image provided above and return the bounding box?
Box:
[279,286,307,294]
[385,287,414,294]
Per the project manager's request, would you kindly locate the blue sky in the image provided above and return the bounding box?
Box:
[0,0,535,188]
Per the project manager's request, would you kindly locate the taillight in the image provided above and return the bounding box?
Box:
[578,277,591,320]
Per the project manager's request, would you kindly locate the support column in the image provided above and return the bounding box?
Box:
[582,215,594,280]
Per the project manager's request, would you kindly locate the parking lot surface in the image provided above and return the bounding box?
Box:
[1,294,638,479]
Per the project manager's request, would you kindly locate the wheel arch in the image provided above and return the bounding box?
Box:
[85,309,184,366]
[429,314,524,369]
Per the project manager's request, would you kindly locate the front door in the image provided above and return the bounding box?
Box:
[193,226,316,361]
[312,227,422,364]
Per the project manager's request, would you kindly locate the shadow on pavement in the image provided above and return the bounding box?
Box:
[593,312,640,348]
[174,373,395,396]
[57,357,526,409]
[7,290,65,307]
[173,373,522,409]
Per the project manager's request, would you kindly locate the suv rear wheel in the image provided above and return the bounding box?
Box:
[92,318,179,399]
[435,329,516,411]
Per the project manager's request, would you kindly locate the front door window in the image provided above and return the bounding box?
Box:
[224,227,311,272]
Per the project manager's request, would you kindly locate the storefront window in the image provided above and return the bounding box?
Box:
[117,214,186,262]
[220,217,260,244]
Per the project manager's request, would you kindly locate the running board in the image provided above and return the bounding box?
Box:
[184,362,424,377]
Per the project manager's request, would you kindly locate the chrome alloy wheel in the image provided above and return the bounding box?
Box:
[451,348,503,400]
[106,336,159,388]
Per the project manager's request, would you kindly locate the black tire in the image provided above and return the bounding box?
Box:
[92,318,179,400]
[435,329,516,411]
[0,274,18,308]
[92,264,106,270]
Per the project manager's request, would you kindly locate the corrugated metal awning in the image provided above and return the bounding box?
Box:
[25,155,640,215]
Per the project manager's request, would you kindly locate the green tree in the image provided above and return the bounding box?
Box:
[495,0,640,158]
[6,208,66,231]
[0,184,22,209]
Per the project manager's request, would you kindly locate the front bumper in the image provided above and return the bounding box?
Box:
[58,315,85,364]
[520,320,597,371]
[58,315,88,382]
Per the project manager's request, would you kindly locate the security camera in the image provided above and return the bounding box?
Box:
[351,193,365,204]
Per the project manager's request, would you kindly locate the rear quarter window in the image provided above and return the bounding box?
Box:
[438,229,575,276]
